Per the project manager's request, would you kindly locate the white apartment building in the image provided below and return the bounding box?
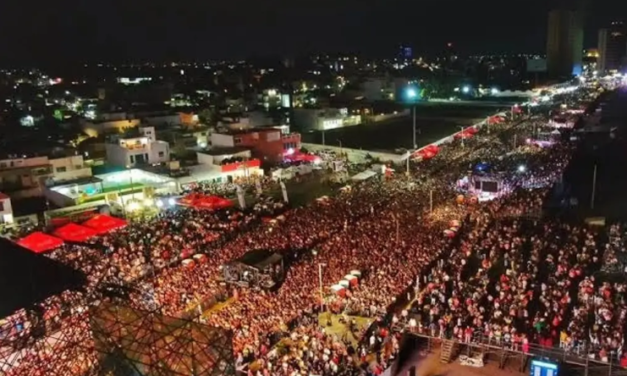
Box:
[105,127,170,167]
[0,193,14,226]
[0,154,92,199]
[49,155,93,183]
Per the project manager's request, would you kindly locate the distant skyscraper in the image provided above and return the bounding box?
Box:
[399,45,412,60]
[546,8,584,78]
[598,21,627,72]
[281,57,295,127]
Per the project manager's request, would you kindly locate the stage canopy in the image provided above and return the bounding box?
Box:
[91,302,236,375]
[0,238,86,317]
[18,231,64,253]
[53,223,98,242]
[83,214,128,234]
[178,194,233,210]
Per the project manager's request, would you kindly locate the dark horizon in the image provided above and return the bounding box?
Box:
[0,0,625,64]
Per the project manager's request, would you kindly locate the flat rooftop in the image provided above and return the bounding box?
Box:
[49,176,103,188]
[218,127,283,135]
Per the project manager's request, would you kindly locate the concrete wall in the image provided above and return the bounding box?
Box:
[44,187,77,208]
[50,155,92,183]
[149,141,170,164]
[211,133,235,147]
[105,143,131,167]
[197,152,215,166]
[368,110,410,123]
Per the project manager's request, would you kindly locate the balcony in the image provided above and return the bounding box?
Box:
[122,143,148,151]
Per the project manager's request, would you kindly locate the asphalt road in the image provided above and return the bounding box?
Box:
[561,86,627,221]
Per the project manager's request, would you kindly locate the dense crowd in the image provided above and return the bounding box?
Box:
[4,98,625,375]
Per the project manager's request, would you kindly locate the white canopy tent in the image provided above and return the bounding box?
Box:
[350,170,377,181]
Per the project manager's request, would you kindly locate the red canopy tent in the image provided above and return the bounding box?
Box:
[82,214,128,234]
[412,144,440,160]
[18,232,64,254]
[178,194,233,210]
[178,193,200,207]
[423,144,440,158]
[53,223,98,242]
[455,128,476,139]
[195,195,233,210]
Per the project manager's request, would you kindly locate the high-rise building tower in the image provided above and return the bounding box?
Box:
[598,21,627,73]
[546,4,584,78]
[399,45,413,60]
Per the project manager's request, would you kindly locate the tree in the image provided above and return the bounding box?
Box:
[198,108,216,126]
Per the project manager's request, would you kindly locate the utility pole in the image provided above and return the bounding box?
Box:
[590,164,597,209]
[318,263,326,312]
[412,105,417,149]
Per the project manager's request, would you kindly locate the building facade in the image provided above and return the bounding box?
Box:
[0,193,14,226]
[0,155,92,199]
[105,127,170,167]
[546,8,584,78]
[598,21,627,73]
[210,128,301,163]
[49,155,93,184]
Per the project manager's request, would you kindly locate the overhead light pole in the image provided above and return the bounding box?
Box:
[405,86,419,149]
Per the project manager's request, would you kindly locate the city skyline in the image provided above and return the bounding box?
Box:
[0,0,625,63]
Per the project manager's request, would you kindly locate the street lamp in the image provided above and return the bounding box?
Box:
[405,86,419,149]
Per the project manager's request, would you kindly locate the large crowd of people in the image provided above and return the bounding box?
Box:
[3,93,626,375]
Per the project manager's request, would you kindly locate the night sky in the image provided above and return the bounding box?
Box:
[1,0,625,63]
